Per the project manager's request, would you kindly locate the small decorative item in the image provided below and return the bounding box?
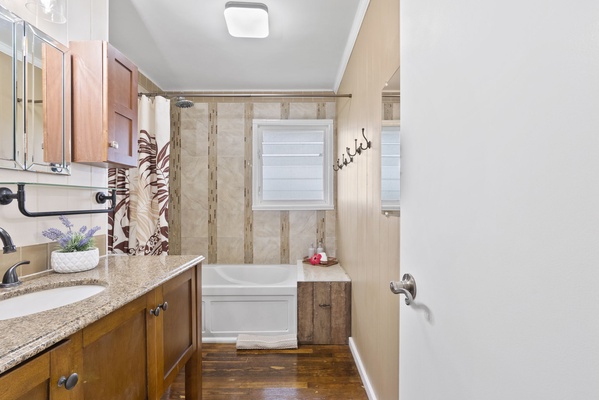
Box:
[42,216,101,273]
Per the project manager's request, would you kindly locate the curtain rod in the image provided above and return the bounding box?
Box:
[138,92,352,99]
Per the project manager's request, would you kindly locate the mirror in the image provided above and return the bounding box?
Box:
[17,21,70,174]
[0,5,70,175]
[0,7,19,171]
[381,67,400,215]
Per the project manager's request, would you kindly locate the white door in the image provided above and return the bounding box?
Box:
[398,1,599,399]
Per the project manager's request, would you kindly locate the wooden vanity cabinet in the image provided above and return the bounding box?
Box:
[81,295,150,399]
[298,281,351,345]
[81,265,201,400]
[0,332,83,400]
[70,40,138,168]
[148,267,199,398]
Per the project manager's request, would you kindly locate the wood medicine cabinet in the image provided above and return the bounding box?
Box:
[70,41,138,168]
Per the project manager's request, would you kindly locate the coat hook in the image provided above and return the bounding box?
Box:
[333,160,341,171]
[359,128,372,151]
[342,154,350,166]
[347,139,361,158]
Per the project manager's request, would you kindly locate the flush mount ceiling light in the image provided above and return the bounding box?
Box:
[224,2,269,38]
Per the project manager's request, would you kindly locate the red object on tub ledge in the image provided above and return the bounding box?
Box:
[302,256,339,267]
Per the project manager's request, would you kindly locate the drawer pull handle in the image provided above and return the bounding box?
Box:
[109,141,119,149]
[319,303,331,308]
[58,373,79,390]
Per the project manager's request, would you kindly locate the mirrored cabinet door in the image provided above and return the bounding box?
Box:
[20,23,70,174]
[0,8,18,170]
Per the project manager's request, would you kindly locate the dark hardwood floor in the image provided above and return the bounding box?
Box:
[162,343,368,400]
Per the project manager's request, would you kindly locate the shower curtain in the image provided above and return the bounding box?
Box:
[108,95,170,255]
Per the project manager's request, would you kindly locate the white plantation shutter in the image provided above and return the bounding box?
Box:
[253,120,334,210]
[381,124,400,211]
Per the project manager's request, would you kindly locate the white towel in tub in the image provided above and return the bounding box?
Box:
[236,334,298,350]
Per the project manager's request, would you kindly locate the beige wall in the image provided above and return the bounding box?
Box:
[176,98,337,264]
[336,0,400,398]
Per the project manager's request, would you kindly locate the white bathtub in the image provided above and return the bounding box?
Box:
[201,264,297,343]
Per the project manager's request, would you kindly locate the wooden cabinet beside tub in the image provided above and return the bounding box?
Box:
[298,280,351,345]
[0,258,202,400]
[70,40,139,168]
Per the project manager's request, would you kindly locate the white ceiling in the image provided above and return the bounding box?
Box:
[108,0,368,92]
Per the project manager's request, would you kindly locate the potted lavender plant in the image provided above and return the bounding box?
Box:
[42,216,101,273]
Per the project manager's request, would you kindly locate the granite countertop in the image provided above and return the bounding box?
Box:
[297,260,351,282]
[0,254,204,375]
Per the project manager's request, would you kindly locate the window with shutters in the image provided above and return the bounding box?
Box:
[252,119,334,210]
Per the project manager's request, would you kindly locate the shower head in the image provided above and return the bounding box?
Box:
[174,97,194,108]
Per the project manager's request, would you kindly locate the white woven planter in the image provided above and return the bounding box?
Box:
[51,247,99,273]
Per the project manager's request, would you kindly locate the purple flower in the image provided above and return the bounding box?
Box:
[59,215,73,231]
[41,227,64,241]
[79,225,87,234]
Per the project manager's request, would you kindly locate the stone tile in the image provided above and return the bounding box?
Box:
[325,102,336,119]
[253,237,281,264]
[217,103,244,157]
[216,156,244,191]
[20,243,50,276]
[253,211,280,237]
[181,201,209,238]
[181,237,208,257]
[289,211,317,238]
[289,103,317,119]
[217,193,244,238]
[253,103,281,119]
[180,103,208,130]
[216,237,244,264]
[325,210,336,237]
[0,249,21,278]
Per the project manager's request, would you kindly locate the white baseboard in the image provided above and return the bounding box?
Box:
[349,337,377,400]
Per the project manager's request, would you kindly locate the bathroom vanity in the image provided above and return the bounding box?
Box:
[0,254,203,400]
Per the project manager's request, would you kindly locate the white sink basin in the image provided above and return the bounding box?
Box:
[0,284,106,320]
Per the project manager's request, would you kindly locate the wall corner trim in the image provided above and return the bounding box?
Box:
[333,0,370,93]
[349,337,378,400]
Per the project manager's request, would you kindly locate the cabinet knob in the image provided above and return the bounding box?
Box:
[57,373,79,390]
[109,141,119,149]
[150,302,168,316]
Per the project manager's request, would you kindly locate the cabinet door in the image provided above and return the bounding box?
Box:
[153,267,197,395]
[106,43,138,167]
[298,281,351,345]
[81,296,149,400]
[0,334,83,400]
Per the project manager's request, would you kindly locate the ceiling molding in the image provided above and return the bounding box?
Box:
[333,0,370,93]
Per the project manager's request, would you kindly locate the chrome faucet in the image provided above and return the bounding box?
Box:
[0,227,25,288]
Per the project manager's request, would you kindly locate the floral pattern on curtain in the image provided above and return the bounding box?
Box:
[108,95,170,255]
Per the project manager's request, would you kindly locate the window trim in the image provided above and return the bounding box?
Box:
[252,119,334,211]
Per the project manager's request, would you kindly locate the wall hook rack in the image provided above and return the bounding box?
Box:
[0,184,117,218]
[333,128,372,172]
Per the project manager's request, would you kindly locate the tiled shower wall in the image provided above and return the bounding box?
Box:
[172,98,337,264]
